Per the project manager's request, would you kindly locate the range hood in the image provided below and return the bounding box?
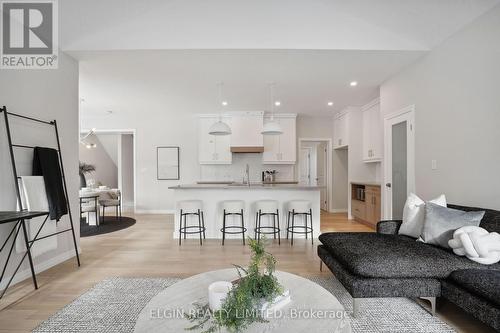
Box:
[230,146,264,153]
[229,111,265,153]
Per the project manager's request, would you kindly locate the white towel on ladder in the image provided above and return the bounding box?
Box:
[16,176,58,257]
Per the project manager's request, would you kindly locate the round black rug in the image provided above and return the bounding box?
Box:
[80,216,136,237]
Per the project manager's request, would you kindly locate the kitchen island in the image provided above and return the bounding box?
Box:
[169,183,322,240]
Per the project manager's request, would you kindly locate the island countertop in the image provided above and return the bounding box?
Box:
[169,183,324,190]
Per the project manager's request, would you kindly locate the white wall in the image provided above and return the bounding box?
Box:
[380,5,500,210]
[79,135,118,188]
[119,134,135,208]
[0,52,79,289]
[82,112,332,212]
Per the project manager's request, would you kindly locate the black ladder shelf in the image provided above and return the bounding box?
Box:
[0,106,80,300]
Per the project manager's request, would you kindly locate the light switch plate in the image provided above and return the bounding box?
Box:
[431,160,437,170]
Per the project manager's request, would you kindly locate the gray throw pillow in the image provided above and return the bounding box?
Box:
[419,203,485,249]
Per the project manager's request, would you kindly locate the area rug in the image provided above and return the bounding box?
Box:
[80,216,136,237]
[33,276,455,333]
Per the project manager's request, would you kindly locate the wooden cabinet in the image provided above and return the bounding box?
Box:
[365,185,381,225]
[362,99,382,162]
[351,199,366,220]
[351,183,381,227]
[333,111,349,149]
[199,116,232,164]
[262,114,296,164]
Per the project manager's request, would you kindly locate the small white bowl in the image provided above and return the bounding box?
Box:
[208,281,233,311]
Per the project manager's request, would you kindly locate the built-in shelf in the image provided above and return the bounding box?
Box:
[351,183,381,227]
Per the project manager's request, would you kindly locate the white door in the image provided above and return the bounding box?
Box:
[299,147,311,184]
[316,143,328,211]
[384,106,415,219]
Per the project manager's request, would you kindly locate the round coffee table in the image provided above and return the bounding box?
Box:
[134,269,351,333]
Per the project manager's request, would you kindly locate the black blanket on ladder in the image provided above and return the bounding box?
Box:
[33,147,68,221]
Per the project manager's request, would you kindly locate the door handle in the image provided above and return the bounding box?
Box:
[385,183,391,188]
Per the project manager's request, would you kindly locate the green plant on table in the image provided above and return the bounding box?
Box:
[186,237,283,332]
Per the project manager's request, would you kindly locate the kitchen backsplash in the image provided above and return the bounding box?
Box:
[199,153,295,182]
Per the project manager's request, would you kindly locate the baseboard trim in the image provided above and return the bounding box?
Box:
[331,209,348,213]
[134,209,175,214]
[0,248,80,290]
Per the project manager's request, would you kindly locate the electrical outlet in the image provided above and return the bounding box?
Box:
[431,160,437,170]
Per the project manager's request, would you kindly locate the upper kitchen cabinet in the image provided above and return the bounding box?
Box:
[263,114,297,164]
[362,98,382,162]
[333,110,350,149]
[199,115,232,164]
[230,111,264,152]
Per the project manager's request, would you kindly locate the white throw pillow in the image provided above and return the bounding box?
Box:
[398,193,446,238]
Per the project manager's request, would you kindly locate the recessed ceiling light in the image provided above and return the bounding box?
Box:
[327,101,334,106]
[274,101,281,106]
[221,101,228,106]
[350,81,358,87]
[106,110,113,114]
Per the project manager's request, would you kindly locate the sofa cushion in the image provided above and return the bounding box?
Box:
[419,203,484,249]
[448,204,500,234]
[447,269,500,307]
[318,232,500,279]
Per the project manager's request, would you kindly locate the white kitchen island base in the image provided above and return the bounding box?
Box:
[169,184,322,240]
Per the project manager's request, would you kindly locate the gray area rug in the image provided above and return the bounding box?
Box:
[33,276,455,333]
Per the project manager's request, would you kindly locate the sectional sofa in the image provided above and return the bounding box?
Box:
[317,204,500,331]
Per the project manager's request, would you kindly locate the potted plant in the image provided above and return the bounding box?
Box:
[186,238,284,332]
[79,162,95,188]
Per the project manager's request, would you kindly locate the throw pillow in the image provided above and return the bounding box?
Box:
[419,203,485,249]
[398,193,447,238]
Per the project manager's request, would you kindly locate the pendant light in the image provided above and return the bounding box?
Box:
[209,82,232,136]
[262,83,283,135]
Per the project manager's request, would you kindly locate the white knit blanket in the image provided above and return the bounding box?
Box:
[448,226,500,265]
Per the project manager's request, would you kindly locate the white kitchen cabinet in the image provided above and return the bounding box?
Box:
[198,116,232,164]
[362,99,382,162]
[333,111,349,149]
[262,114,296,164]
[230,111,264,148]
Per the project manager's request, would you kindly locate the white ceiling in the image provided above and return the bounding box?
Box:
[61,0,499,51]
[77,49,425,117]
[71,1,499,118]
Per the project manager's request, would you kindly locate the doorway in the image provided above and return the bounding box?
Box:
[383,106,415,219]
[79,129,136,212]
[299,139,331,212]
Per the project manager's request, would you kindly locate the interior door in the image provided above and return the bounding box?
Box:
[384,106,415,219]
[299,147,311,184]
[316,143,328,210]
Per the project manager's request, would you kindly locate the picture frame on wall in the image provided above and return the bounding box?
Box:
[157,146,180,180]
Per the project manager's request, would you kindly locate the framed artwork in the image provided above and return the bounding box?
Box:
[157,146,180,180]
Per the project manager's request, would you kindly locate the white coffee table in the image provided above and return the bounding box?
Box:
[134,269,351,333]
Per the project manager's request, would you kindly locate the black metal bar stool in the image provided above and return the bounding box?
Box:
[254,200,280,245]
[286,200,313,246]
[221,200,246,245]
[178,200,206,245]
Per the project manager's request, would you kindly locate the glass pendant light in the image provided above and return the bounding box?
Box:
[209,82,231,136]
[262,83,283,135]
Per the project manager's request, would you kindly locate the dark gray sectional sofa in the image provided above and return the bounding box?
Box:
[317,204,500,331]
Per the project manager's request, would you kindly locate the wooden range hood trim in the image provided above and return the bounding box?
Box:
[230,146,265,153]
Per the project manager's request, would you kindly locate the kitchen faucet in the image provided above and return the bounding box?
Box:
[245,164,250,186]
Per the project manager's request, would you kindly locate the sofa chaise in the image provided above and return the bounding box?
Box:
[317,204,500,331]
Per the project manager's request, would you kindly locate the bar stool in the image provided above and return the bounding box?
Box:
[221,200,246,245]
[254,200,280,245]
[178,200,206,245]
[286,200,313,246]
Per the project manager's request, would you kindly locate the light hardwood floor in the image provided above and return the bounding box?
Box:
[0,212,494,332]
